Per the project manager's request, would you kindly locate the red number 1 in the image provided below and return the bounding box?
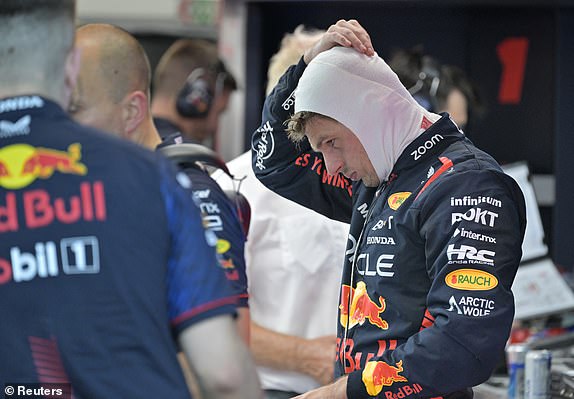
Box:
[497,37,529,104]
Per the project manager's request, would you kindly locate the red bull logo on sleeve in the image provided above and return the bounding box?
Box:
[339,281,389,330]
[220,258,239,281]
[216,239,239,280]
[0,143,87,189]
[362,360,409,396]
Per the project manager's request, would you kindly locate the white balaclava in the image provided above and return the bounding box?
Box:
[294,47,441,183]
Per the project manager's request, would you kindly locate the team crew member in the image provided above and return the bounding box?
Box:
[70,23,250,342]
[148,35,250,339]
[151,38,237,146]
[0,2,261,398]
[252,19,526,399]
[159,142,251,328]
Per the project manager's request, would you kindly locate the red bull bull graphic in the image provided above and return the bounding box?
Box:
[219,258,235,270]
[0,143,87,190]
[216,239,239,280]
[220,258,239,280]
[362,360,408,396]
[340,281,388,330]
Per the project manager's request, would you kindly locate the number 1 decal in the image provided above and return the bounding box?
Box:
[497,37,529,104]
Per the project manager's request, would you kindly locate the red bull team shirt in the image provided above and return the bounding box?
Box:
[0,96,236,398]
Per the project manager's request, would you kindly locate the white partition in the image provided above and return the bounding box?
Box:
[502,162,548,262]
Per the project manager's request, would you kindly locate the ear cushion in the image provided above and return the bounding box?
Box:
[176,68,213,118]
[406,55,442,113]
[158,143,230,174]
[417,58,441,112]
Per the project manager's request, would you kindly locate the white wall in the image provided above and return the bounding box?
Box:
[77,0,220,37]
[78,0,179,19]
[217,0,248,161]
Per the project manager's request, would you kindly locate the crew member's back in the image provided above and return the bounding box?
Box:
[0,95,234,398]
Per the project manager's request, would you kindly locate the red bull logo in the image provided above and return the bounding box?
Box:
[363,360,409,396]
[223,269,239,281]
[339,281,388,330]
[220,258,235,270]
[388,192,411,210]
[0,143,87,189]
[219,258,238,280]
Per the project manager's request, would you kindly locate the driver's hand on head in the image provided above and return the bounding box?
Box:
[303,19,375,64]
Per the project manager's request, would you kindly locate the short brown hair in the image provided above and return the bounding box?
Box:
[153,38,236,98]
[286,111,321,143]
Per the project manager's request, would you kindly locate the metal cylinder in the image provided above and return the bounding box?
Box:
[507,343,529,399]
[524,349,552,399]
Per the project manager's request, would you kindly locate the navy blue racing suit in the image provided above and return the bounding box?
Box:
[182,167,249,307]
[155,117,249,308]
[0,96,236,398]
[252,58,526,399]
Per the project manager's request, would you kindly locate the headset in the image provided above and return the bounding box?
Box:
[176,60,228,119]
[159,143,251,238]
[407,56,442,113]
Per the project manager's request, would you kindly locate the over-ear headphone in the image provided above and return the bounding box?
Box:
[407,56,442,113]
[158,143,251,237]
[176,61,228,119]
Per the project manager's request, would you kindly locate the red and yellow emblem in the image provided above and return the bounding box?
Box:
[388,192,411,210]
[0,143,87,189]
[339,281,388,330]
[363,360,408,396]
[216,239,231,255]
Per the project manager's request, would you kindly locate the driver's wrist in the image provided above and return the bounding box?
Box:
[303,48,315,65]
